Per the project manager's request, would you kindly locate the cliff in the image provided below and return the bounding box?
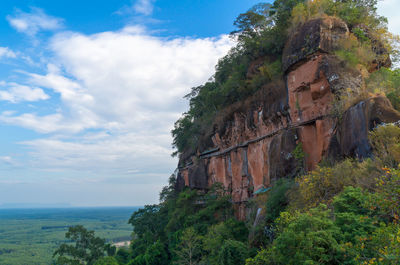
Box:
[176,17,400,219]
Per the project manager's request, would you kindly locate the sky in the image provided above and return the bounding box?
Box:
[0,0,398,207]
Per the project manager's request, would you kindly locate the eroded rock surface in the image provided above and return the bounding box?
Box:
[176,16,400,220]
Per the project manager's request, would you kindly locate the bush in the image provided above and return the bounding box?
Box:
[333,187,378,243]
[267,205,343,265]
[366,68,400,111]
[369,124,400,168]
[375,168,400,221]
[292,159,380,209]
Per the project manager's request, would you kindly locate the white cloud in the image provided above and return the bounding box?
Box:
[0,82,49,103]
[21,132,174,175]
[0,113,85,134]
[7,7,63,36]
[378,0,400,35]
[0,47,16,59]
[0,156,13,164]
[133,0,156,16]
[0,25,233,180]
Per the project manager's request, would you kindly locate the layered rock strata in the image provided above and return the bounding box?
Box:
[176,17,400,219]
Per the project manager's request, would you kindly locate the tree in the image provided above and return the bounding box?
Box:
[175,227,203,265]
[268,205,343,264]
[115,248,131,264]
[232,3,273,41]
[144,240,169,265]
[53,225,111,265]
[217,239,249,265]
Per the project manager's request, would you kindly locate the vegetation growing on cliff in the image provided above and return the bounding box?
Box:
[244,124,400,264]
[172,0,399,158]
[54,0,400,264]
[55,125,400,265]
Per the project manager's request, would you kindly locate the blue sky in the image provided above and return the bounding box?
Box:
[0,0,398,207]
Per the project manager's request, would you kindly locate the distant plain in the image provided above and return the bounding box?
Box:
[0,207,139,265]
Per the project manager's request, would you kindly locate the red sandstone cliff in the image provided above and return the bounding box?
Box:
[176,17,400,219]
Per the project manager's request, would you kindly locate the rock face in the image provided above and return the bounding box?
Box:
[176,17,400,219]
[282,17,349,72]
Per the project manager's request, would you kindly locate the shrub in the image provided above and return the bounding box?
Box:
[369,124,400,168]
[292,159,380,209]
[375,168,400,221]
[366,223,400,264]
[266,205,342,265]
[333,187,378,243]
[366,68,400,111]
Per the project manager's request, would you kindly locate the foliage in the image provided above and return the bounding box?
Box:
[124,181,241,265]
[174,227,203,265]
[265,179,293,224]
[366,223,400,264]
[172,0,397,158]
[333,187,378,244]
[292,159,380,209]
[375,168,400,221]
[0,207,134,265]
[94,256,119,265]
[217,239,249,265]
[254,205,343,265]
[369,124,400,168]
[202,219,248,264]
[335,34,375,68]
[172,1,290,157]
[144,240,169,265]
[245,248,273,265]
[53,225,113,265]
[366,68,400,111]
[49,2,400,265]
[115,248,131,265]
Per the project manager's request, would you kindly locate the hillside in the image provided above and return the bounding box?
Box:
[52,0,400,264]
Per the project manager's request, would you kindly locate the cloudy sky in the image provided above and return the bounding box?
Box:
[0,0,398,207]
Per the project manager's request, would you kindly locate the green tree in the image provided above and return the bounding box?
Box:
[144,240,169,265]
[53,225,110,265]
[269,205,342,264]
[175,227,203,265]
[115,248,131,264]
[217,239,249,265]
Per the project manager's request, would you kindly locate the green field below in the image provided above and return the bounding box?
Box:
[0,207,139,265]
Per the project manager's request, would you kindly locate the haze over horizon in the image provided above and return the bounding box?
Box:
[0,0,398,207]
